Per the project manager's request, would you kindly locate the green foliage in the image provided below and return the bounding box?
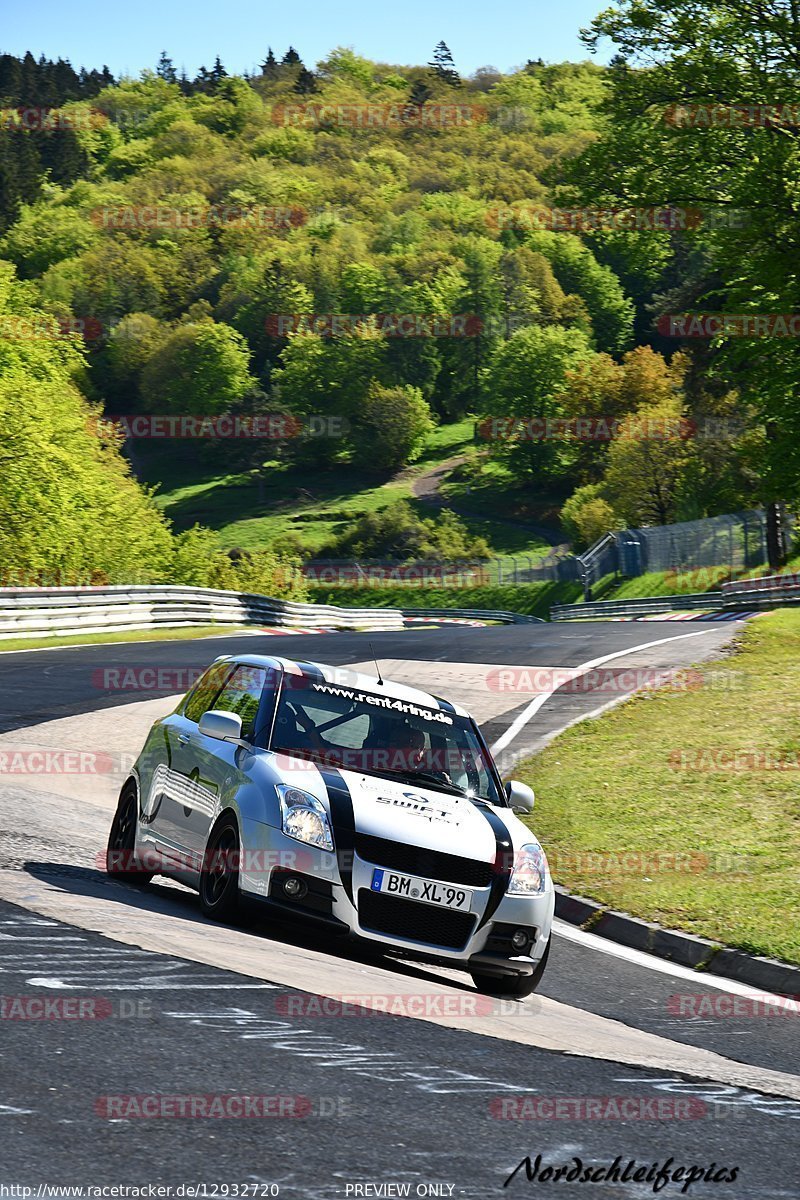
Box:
[309,580,582,618]
[320,501,490,561]
[206,548,308,598]
[567,0,800,508]
[603,397,692,527]
[481,323,597,480]
[140,320,254,414]
[6,40,773,583]
[353,382,434,470]
[98,312,167,405]
[0,188,98,276]
[560,483,620,550]
[520,231,634,353]
[167,527,307,597]
[167,525,222,585]
[0,262,173,582]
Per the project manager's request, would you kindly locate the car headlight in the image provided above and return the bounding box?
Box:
[508,842,548,895]
[277,785,334,852]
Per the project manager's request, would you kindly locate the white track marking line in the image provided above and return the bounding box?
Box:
[553,920,796,1006]
[490,629,709,753]
[27,976,277,990]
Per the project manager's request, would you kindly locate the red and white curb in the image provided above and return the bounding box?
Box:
[612,611,757,623]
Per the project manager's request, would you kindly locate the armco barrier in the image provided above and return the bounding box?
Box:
[722,572,800,601]
[402,607,543,624]
[0,585,404,640]
[550,592,724,621]
[551,574,800,620]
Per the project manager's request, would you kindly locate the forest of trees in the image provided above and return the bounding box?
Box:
[0,14,794,583]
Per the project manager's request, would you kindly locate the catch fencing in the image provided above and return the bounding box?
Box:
[301,511,779,592]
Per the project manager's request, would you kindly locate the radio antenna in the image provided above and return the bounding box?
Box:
[369,642,384,686]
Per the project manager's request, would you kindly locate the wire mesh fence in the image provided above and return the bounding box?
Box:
[302,509,790,591]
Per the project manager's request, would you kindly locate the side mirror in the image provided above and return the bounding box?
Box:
[199,709,247,746]
[505,779,535,814]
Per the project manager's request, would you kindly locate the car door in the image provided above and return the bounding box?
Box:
[178,663,269,864]
[144,660,234,865]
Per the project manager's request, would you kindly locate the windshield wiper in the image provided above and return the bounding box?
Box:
[363,766,473,798]
[271,748,485,800]
[271,745,331,767]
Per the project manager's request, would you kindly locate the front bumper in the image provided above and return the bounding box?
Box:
[468,951,537,978]
[241,820,554,970]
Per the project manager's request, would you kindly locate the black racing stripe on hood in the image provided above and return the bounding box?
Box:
[474,803,514,930]
[317,765,356,903]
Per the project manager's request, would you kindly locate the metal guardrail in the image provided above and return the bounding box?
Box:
[551,592,724,621]
[718,573,800,608]
[576,532,618,597]
[551,571,800,620]
[0,585,404,641]
[723,572,800,594]
[401,607,544,624]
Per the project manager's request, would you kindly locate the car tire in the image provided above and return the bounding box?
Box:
[199,814,241,922]
[470,937,551,999]
[106,783,153,884]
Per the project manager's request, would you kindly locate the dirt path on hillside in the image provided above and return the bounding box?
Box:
[406,455,566,548]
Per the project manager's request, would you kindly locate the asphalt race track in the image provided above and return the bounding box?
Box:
[0,621,797,1198]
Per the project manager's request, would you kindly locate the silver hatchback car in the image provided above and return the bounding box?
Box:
[107,654,554,996]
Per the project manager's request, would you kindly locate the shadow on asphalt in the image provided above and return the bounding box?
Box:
[20,860,482,994]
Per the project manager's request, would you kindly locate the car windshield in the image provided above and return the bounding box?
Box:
[271,675,503,805]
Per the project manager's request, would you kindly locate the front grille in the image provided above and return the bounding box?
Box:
[355,833,494,887]
[357,888,477,950]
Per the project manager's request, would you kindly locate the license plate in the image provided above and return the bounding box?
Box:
[370,868,472,911]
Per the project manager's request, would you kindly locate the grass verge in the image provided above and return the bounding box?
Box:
[0,625,252,653]
[515,609,800,963]
[581,552,800,606]
[307,581,582,619]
